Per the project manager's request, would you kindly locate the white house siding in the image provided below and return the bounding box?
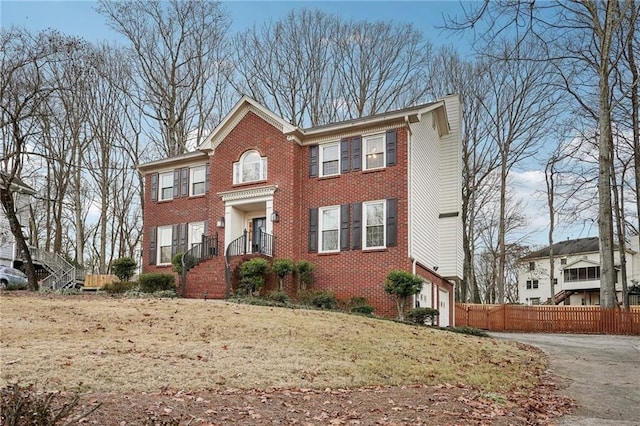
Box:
[408,112,441,275]
[408,96,463,281]
[519,249,630,305]
[438,95,463,279]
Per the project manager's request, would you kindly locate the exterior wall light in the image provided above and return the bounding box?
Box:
[216,217,225,228]
[270,211,280,223]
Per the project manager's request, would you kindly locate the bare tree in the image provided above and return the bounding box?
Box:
[478,40,561,304]
[445,0,639,308]
[1,28,82,290]
[97,0,232,157]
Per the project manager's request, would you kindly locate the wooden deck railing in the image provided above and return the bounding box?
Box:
[455,303,640,335]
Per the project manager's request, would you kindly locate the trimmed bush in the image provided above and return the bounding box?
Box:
[272,258,294,291]
[103,281,138,294]
[406,307,439,325]
[238,258,270,296]
[265,290,291,304]
[298,289,337,310]
[138,273,176,293]
[341,296,374,315]
[111,257,137,282]
[294,260,315,290]
[384,270,423,321]
[351,305,374,315]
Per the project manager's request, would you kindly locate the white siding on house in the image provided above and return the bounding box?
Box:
[409,111,441,274]
[518,243,637,305]
[408,95,463,281]
[438,95,463,279]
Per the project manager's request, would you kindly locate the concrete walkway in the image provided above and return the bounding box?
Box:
[490,333,640,425]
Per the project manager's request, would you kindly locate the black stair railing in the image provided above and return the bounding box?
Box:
[181,233,218,296]
[224,229,275,298]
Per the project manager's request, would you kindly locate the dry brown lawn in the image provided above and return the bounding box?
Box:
[1,292,573,424]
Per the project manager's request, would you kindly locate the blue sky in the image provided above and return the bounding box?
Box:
[1,0,470,49]
[0,0,595,246]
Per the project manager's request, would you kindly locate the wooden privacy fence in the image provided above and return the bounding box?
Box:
[455,304,640,335]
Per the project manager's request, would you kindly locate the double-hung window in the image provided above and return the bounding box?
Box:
[364,134,385,170]
[364,200,385,248]
[319,206,340,252]
[188,222,205,249]
[159,172,173,201]
[190,166,206,196]
[233,150,267,184]
[158,226,173,264]
[320,143,339,176]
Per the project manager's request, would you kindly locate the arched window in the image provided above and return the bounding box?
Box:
[233,150,267,184]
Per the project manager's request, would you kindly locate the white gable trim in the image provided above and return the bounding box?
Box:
[217,184,278,203]
[198,96,298,151]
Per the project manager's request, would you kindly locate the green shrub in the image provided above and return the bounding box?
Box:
[138,273,176,293]
[341,296,374,315]
[447,326,489,337]
[272,258,294,291]
[406,307,439,325]
[103,281,138,294]
[294,260,315,290]
[265,290,291,304]
[111,257,137,282]
[384,270,423,321]
[172,253,197,276]
[238,258,270,296]
[298,289,337,310]
[351,305,374,315]
[0,382,99,425]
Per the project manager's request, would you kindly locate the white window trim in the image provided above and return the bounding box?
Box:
[319,205,340,253]
[188,221,205,249]
[363,133,386,171]
[319,142,340,177]
[159,172,173,201]
[363,199,386,249]
[157,225,173,265]
[190,166,206,196]
[233,150,268,184]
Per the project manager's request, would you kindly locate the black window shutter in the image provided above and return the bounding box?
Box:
[150,173,158,202]
[172,224,179,256]
[351,137,362,171]
[386,129,397,166]
[309,145,319,178]
[387,198,397,247]
[351,202,362,250]
[173,170,180,198]
[340,204,350,251]
[340,139,350,173]
[179,223,187,253]
[205,163,210,193]
[181,168,189,196]
[203,220,208,236]
[308,208,318,253]
[149,227,157,265]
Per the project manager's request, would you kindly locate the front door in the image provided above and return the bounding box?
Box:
[251,217,267,253]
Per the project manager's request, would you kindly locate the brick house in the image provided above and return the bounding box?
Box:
[138,95,463,324]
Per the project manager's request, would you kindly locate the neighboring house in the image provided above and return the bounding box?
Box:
[138,95,463,324]
[0,173,35,269]
[518,236,640,306]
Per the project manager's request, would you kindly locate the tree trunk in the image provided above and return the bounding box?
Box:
[596,0,618,309]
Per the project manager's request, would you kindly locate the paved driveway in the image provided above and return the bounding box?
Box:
[490,333,640,425]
